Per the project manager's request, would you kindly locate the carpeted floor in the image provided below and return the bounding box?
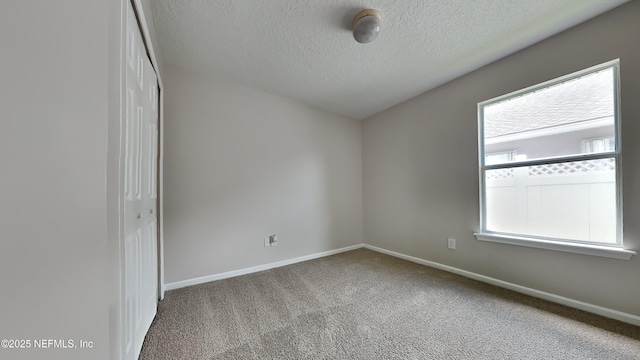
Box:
[140,249,640,359]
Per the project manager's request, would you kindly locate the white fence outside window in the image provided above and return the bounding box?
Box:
[485,158,616,243]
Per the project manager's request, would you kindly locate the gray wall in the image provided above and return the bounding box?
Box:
[162,65,363,284]
[0,1,111,359]
[362,1,640,316]
[139,0,165,78]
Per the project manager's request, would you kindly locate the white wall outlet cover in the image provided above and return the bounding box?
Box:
[447,238,456,249]
[264,237,271,247]
[271,235,278,246]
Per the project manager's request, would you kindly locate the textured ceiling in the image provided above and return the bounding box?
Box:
[151,0,628,120]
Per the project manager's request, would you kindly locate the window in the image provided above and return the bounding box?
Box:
[582,136,615,154]
[475,60,634,260]
[485,150,517,165]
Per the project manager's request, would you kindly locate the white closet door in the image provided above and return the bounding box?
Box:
[140,21,159,342]
[124,1,159,359]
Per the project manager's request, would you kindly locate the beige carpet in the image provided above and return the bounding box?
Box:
[140,249,640,359]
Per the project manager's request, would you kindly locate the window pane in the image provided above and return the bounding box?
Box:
[485,158,616,243]
[483,68,615,165]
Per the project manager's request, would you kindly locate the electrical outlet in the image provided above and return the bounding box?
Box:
[447,238,456,250]
[271,235,278,246]
[264,237,271,247]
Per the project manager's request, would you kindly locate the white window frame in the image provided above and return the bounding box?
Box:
[474,59,635,260]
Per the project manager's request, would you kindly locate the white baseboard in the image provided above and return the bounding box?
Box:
[164,244,364,291]
[162,242,639,327]
[363,244,640,327]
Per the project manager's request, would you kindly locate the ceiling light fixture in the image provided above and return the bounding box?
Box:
[352,9,381,44]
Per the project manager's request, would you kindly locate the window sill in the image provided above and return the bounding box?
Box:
[473,233,635,260]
